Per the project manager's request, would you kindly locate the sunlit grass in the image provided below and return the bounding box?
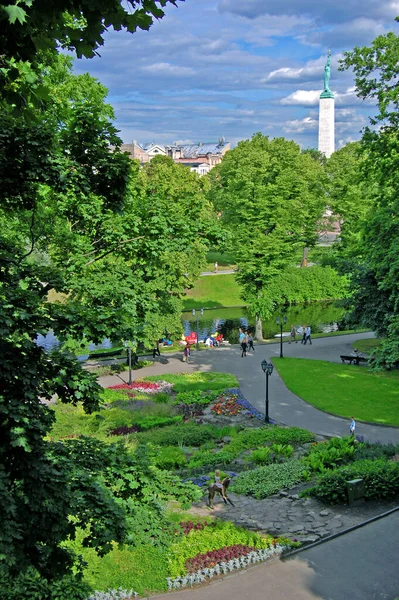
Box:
[143,371,238,392]
[273,358,399,426]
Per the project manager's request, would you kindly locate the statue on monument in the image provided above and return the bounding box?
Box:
[323,50,332,94]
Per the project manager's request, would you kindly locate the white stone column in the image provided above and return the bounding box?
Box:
[318,96,335,158]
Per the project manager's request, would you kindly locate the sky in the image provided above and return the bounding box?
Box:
[72,0,399,150]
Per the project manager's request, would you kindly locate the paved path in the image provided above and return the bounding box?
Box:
[99,332,399,444]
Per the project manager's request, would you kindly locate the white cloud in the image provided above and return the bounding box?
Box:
[280,90,321,106]
[284,117,318,133]
[141,62,195,76]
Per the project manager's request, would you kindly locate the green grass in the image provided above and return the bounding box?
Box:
[273,358,399,426]
[143,371,238,392]
[205,250,236,271]
[182,273,244,309]
[353,337,383,354]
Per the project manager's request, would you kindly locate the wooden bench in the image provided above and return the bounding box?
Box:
[340,355,368,365]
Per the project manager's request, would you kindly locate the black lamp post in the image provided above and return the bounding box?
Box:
[123,340,133,385]
[276,315,288,358]
[192,308,204,350]
[261,359,274,424]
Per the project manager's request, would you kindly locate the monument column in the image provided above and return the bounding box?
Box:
[318,51,335,158]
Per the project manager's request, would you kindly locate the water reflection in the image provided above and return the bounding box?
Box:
[182,302,346,343]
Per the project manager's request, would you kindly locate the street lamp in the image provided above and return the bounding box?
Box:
[261,359,274,424]
[123,340,133,385]
[276,315,288,358]
[192,308,204,350]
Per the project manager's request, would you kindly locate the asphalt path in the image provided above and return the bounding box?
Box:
[98,332,399,443]
[185,332,399,444]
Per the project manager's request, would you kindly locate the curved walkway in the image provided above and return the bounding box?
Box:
[99,332,399,444]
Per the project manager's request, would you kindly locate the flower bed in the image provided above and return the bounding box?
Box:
[108,380,173,395]
[209,388,265,421]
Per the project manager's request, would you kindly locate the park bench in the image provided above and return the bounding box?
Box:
[340,355,368,365]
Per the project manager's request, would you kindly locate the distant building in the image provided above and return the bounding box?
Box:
[121,138,230,172]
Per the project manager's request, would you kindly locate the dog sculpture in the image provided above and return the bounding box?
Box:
[208,477,235,508]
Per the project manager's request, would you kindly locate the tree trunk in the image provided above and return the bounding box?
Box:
[255,315,263,341]
[301,246,308,267]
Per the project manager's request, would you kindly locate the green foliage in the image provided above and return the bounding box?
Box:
[152,446,187,470]
[0,568,92,600]
[248,447,272,465]
[174,390,219,405]
[66,530,169,595]
[187,449,238,469]
[232,461,306,499]
[338,30,399,365]
[271,443,294,462]
[208,133,327,318]
[355,442,399,461]
[135,424,228,447]
[303,437,357,473]
[258,265,349,312]
[168,521,273,577]
[144,372,238,392]
[303,459,399,504]
[227,426,314,453]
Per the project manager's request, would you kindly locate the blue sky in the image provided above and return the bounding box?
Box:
[72,0,399,150]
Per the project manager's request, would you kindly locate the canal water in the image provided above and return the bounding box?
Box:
[182,302,347,343]
[36,302,347,353]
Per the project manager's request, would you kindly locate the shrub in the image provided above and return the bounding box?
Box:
[174,390,219,406]
[133,415,182,431]
[303,459,399,504]
[187,448,238,469]
[186,544,257,573]
[153,446,187,470]
[271,444,294,462]
[355,441,399,461]
[248,447,272,465]
[228,426,314,453]
[232,461,305,499]
[167,521,273,577]
[303,437,357,473]
[135,424,224,447]
[0,569,91,600]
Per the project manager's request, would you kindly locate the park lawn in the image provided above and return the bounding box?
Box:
[182,273,244,309]
[144,371,238,392]
[273,358,399,426]
[353,337,383,354]
[205,250,237,271]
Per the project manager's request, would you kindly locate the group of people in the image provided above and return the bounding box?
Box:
[289,325,312,345]
[238,328,255,357]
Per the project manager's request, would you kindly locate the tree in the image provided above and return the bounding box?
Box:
[0,4,212,592]
[208,133,326,338]
[339,26,399,366]
[0,0,181,111]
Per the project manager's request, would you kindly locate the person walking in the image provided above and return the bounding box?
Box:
[304,325,312,345]
[183,344,190,363]
[349,417,356,436]
[152,340,161,359]
[301,325,307,344]
[214,261,218,273]
[241,332,248,357]
[289,324,297,344]
[247,332,255,352]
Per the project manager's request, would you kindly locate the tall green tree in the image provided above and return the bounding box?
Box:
[340,26,399,366]
[208,133,326,338]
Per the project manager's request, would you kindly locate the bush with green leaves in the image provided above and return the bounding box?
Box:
[303,459,399,504]
[355,442,399,461]
[303,437,357,473]
[227,426,314,453]
[248,447,272,465]
[167,521,276,578]
[135,424,236,447]
[152,446,187,470]
[231,461,305,499]
[0,568,92,600]
[173,390,219,406]
[187,448,238,470]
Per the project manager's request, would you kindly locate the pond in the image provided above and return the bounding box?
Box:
[36,302,348,354]
[182,302,347,344]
